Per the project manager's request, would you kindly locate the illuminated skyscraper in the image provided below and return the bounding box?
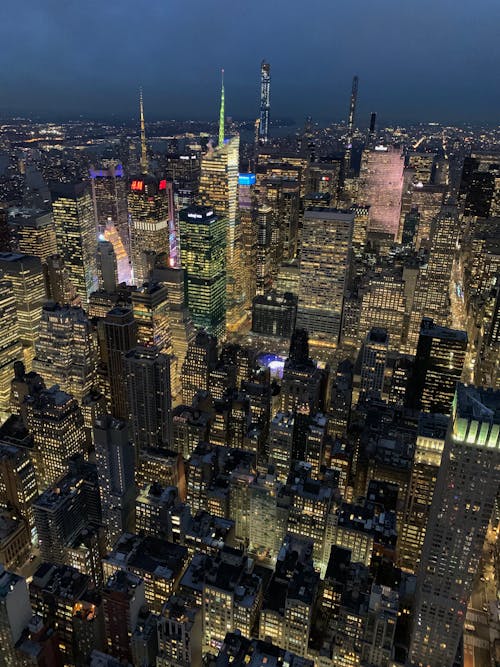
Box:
[199,84,241,330]
[238,173,258,308]
[344,75,358,175]
[181,330,218,404]
[131,282,172,356]
[0,442,39,542]
[0,252,45,370]
[90,162,129,253]
[128,175,172,287]
[43,253,78,306]
[25,386,86,489]
[407,318,467,415]
[398,412,448,573]
[409,384,500,667]
[150,260,196,401]
[259,61,271,144]
[255,205,273,296]
[128,91,174,285]
[9,211,57,264]
[0,274,23,414]
[124,346,172,454]
[296,208,353,345]
[33,303,97,405]
[358,146,405,238]
[358,327,389,402]
[50,182,97,308]
[179,206,227,339]
[94,415,136,549]
[99,307,138,420]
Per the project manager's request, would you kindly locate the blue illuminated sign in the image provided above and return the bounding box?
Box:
[238,173,256,186]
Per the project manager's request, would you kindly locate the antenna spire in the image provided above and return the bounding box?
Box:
[218,69,225,147]
[139,87,148,174]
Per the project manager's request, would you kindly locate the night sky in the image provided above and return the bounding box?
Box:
[2,0,499,124]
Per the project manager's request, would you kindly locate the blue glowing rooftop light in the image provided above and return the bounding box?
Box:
[238,173,256,186]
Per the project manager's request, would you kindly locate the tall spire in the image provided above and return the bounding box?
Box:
[139,87,148,174]
[218,69,225,147]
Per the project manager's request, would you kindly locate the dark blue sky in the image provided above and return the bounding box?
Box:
[2,0,499,123]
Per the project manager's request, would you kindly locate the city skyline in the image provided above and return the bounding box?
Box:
[1,1,500,124]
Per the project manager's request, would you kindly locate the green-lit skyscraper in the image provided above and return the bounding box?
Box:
[179,205,226,339]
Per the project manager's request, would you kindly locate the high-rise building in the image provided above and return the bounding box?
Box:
[99,307,137,420]
[259,536,318,658]
[131,282,172,356]
[102,570,145,664]
[25,386,86,489]
[268,412,295,482]
[50,182,97,307]
[201,546,263,652]
[358,327,389,402]
[238,173,258,308]
[344,74,359,174]
[398,412,448,573]
[9,211,57,264]
[259,60,271,144]
[409,384,500,667]
[0,273,23,413]
[358,146,405,238]
[96,240,118,293]
[150,261,196,401]
[43,253,79,306]
[0,252,45,370]
[90,162,129,253]
[125,346,172,453]
[0,442,39,542]
[252,290,298,338]
[156,594,202,667]
[33,303,97,404]
[128,175,172,287]
[297,208,353,345]
[179,206,227,339]
[199,126,241,330]
[127,91,175,285]
[407,318,467,415]
[255,205,273,295]
[181,330,218,404]
[93,415,136,549]
[0,568,33,664]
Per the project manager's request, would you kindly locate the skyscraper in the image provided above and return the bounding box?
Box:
[407,318,467,415]
[33,303,97,405]
[409,384,500,667]
[259,60,271,144]
[199,85,241,330]
[0,252,46,370]
[128,175,172,287]
[358,327,389,402]
[0,275,23,414]
[99,307,138,420]
[358,146,405,238]
[181,330,218,404]
[296,208,353,345]
[96,240,118,293]
[344,75,358,174]
[131,282,173,356]
[128,92,174,286]
[238,173,258,308]
[94,415,136,549]
[50,182,97,307]
[179,206,227,339]
[124,346,172,453]
[9,211,57,264]
[25,386,86,489]
[90,162,129,253]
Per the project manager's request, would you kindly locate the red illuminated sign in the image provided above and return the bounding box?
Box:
[131,180,144,191]
[159,179,167,191]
